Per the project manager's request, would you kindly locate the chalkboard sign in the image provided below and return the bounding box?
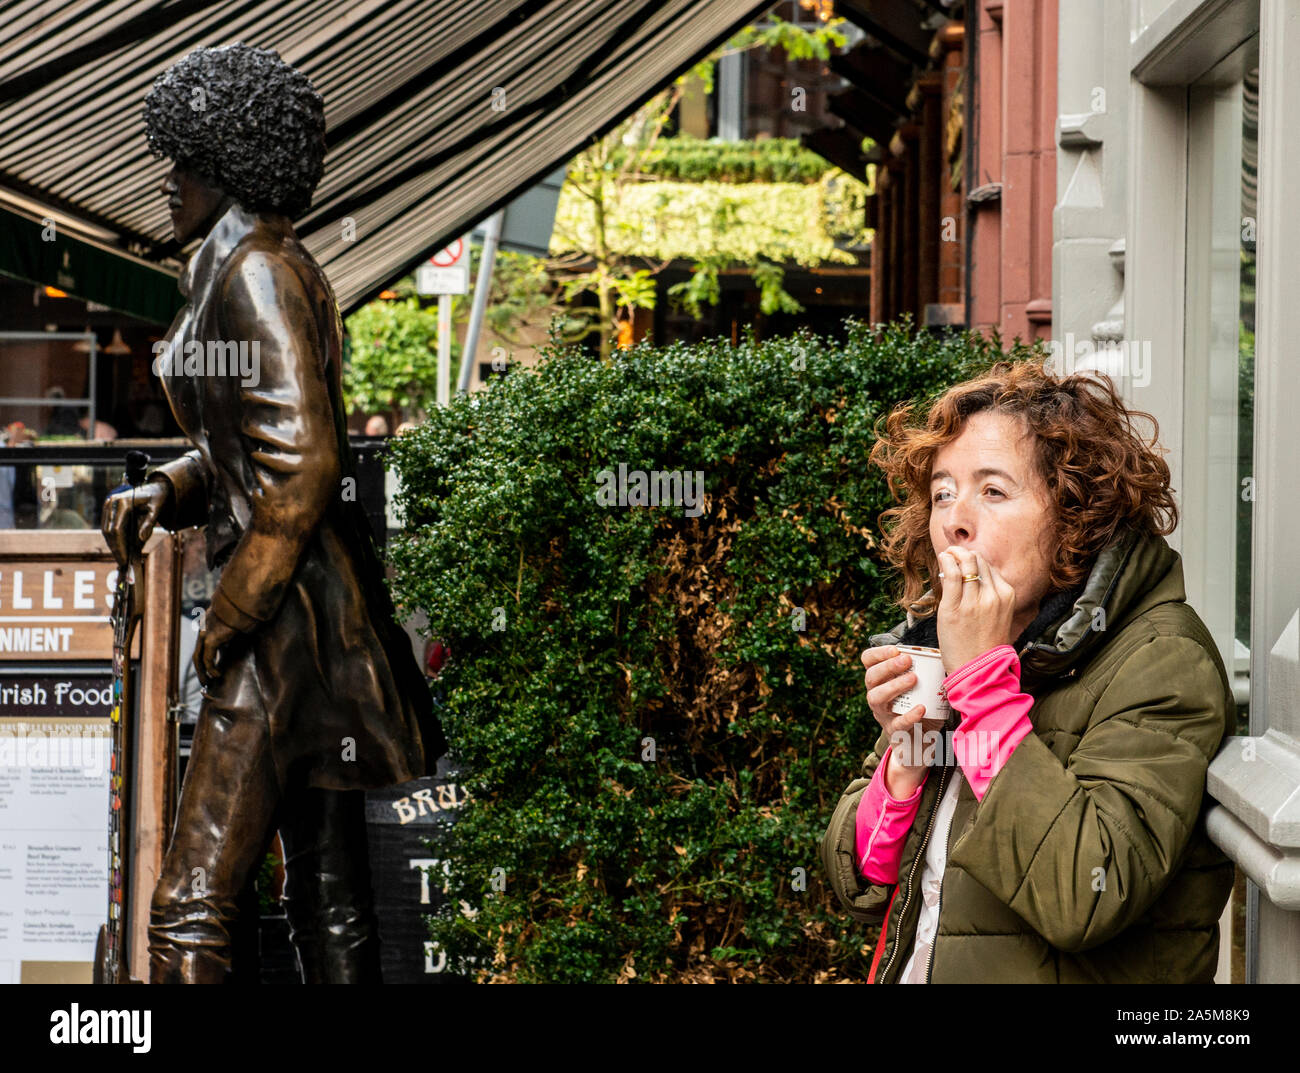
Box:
[365,753,471,983]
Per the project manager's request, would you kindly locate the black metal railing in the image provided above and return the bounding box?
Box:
[0,435,393,551]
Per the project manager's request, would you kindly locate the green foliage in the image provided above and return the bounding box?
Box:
[725,13,849,61]
[560,266,658,315]
[751,261,804,316]
[684,13,849,94]
[552,165,871,332]
[484,249,579,345]
[550,13,861,360]
[821,170,873,243]
[343,297,457,420]
[666,258,804,321]
[254,851,280,916]
[553,173,868,269]
[665,254,726,319]
[387,319,1043,982]
[607,135,847,185]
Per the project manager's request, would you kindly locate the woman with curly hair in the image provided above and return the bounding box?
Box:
[101,43,444,984]
[819,359,1235,983]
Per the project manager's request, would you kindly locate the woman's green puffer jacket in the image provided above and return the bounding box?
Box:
[820,527,1236,983]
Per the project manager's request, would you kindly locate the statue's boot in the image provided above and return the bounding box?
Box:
[148,894,237,984]
[280,787,382,984]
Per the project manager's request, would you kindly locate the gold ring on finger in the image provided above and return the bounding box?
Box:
[961,573,981,583]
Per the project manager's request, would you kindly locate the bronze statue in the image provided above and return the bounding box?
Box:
[101,43,445,984]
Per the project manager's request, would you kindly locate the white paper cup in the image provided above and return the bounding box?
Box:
[888,645,953,720]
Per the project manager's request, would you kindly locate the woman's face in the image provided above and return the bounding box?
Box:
[928,410,1057,634]
[160,163,227,243]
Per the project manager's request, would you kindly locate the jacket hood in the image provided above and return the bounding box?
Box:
[872,526,1185,693]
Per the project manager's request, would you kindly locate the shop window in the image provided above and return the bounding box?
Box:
[1183,36,1259,730]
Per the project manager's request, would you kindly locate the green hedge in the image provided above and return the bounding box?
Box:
[386,319,1042,982]
[608,135,841,185]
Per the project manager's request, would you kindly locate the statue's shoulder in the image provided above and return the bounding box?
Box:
[215,221,340,337]
[218,228,313,300]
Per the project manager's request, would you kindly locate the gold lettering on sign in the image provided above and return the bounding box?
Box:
[389,782,469,825]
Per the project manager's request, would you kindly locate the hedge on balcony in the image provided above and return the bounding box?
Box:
[385,318,1042,982]
[607,135,856,185]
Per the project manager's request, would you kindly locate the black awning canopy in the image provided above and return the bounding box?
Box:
[0,0,773,315]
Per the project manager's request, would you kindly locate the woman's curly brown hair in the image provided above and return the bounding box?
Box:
[869,358,1178,619]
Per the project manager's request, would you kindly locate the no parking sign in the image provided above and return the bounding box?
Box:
[416,236,471,295]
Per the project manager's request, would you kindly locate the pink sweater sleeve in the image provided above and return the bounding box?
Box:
[854,745,928,884]
[942,644,1035,802]
[853,644,1034,881]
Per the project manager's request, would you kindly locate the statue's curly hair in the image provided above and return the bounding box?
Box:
[869,358,1179,619]
[143,43,326,218]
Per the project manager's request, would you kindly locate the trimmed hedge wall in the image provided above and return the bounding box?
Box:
[606,135,837,184]
[386,319,1042,982]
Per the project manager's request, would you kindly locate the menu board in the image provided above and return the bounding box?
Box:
[0,530,180,984]
[0,674,111,983]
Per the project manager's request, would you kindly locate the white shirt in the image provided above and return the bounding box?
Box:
[898,769,962,983]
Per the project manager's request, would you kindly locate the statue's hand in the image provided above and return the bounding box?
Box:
[194,614,239,686]
[100,479,172,568]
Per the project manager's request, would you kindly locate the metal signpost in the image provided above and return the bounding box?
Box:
[417,236,471,407]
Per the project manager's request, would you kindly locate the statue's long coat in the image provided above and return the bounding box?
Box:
[152,203,444,790]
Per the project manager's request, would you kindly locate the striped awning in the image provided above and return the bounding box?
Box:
[0,0,772,314]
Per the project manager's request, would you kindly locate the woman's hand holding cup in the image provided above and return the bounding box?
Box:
[861,645,948,798]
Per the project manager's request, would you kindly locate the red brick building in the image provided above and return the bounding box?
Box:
[815,0,1058,343]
